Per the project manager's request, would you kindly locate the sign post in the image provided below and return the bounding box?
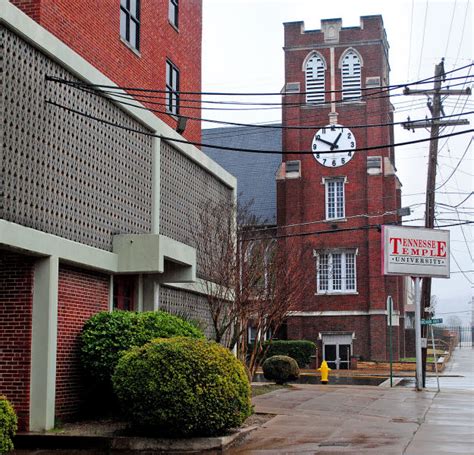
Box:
[414,277,423,390]
[382,226,450,391]
[387,296,393,387]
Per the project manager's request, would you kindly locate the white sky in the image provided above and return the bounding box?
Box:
[202,0,473,323]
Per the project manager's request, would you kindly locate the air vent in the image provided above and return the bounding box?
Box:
[367,156,382,175]
[285,82,300,93]
[285,160,301,178]
[366,76,381,87]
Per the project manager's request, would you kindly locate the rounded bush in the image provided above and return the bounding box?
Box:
[80,311,204,385]
[262,355,300,384]
[0,396,17,454]
[112,337,252,437]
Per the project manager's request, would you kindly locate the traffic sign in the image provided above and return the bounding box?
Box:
[421,318,443,325]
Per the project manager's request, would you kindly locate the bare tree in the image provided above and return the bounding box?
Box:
[192,198,309,378]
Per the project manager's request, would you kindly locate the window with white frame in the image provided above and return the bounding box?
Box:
[166,60,180,115]
[325,178,345,220]
[316,250,357,293]
[305,52,326,104]
[120,0,140,50]
[169,0,179,28]
[341,50,361,100]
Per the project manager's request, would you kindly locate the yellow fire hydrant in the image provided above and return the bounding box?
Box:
[318,360,331,384]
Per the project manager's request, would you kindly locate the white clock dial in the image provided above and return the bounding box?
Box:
[311,124,356,168]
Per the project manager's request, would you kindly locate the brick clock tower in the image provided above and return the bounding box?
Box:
[277,16,405,366]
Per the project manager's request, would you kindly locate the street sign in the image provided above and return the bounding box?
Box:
[421,318,443,325]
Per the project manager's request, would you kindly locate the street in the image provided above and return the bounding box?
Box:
[230,348,474,454]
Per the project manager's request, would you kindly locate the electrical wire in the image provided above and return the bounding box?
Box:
[436,137,473,190]
[45,62,473,98]
[53,84,474,131]
[45,99,474,155]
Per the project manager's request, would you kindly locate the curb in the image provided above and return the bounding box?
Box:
[13,425,257,453]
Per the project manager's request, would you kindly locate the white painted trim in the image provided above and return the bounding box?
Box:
[0,2,236,190]
[288,310,391,317]
[137,274,144,312]
[151,137,161,234]
[109,276,114,312]
[0,220,117,272]
[1,221,197,278]
[30,256,58,431]
[338,47,365,68]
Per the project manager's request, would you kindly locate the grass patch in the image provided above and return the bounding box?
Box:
[401,357,435,363]
[251,384,289,397]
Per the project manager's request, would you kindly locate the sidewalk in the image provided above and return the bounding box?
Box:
[230,348,474,454]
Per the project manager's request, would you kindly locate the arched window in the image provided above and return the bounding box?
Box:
[305,52,326,104]
[341,50,362,100]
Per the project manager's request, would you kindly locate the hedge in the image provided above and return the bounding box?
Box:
[264,340,316,368]
[0,396,17,454]
[113,337,252,437]
[80,310,204,386]
[247,340,316,368]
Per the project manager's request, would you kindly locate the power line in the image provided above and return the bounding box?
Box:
[45,62,473,98]
[45,99,474,155]
[416,0,430,80]
[62,74,474,110]
[444,0,458,60]
[436,137,473,190]
[53,85,474,130]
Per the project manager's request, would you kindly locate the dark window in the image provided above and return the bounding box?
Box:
[120,0,140,51]
[169,0,179,28]
[113,276,136,311]
[166,60,180,115]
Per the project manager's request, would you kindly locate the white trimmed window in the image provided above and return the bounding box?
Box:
[169,0,179,28]
[341,50,361,100]
[325,178,345,220]
[316,250,357,294]
[305,53,326,104]
[120,0,140,50]
[166,60,180,115]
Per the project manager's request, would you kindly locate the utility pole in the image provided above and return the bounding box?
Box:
[403,59,470,387]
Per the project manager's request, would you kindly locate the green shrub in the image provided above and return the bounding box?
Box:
[80,310,204,386]
[264,340,316,368]
[112,337,252,437]
[262,355,300,384]
[0,396,17,454]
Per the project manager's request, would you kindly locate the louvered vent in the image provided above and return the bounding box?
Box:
[342,50,361,100]
[305,53,326,104]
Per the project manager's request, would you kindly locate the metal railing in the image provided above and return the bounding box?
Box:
[433,325,473,348]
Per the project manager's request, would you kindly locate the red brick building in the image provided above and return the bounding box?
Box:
[10,0,202,144]
[278,16,405,366]
[1,1,234,431]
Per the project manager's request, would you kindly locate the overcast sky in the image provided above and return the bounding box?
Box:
[202,0,473,323]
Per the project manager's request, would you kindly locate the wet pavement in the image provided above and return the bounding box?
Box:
[230,348,474,454]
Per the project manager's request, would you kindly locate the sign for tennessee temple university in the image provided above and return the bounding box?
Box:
[382,226,450,278]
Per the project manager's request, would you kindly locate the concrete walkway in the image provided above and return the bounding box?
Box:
[230,348,474,454]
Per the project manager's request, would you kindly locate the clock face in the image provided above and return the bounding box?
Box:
[311,124,356,167]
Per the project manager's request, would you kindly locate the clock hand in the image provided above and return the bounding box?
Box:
[330,132,342,151]
[316,137,335,147]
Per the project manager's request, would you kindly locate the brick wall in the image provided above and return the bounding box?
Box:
[9,0,202,144]
[0,251,34,431]
[55,265,109,421]
[9,0,40,20]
